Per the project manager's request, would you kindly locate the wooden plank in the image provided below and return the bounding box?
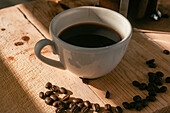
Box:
[0,0,169,113]
[0,6,104,113]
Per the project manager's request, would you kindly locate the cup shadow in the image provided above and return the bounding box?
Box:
[0,56,41,113]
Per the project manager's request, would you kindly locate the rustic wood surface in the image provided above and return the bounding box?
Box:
[0,0,170,113]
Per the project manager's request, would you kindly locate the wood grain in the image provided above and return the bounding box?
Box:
[0,0,170,113]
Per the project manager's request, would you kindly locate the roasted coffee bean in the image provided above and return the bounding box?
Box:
[73,98,83,103]
[62,94,70,101]
[50,95,59,101]
[129,102,136,108]
[59,87,67,94]
[77,102,84,109]
[63,100,71,109]
[115,106,123,113]
[84,101,91,108]
[102,110,112,113]
[81,106,89,113]
[148,63,157,68]
[58,101,65,107]
[51,85,59,92]
[59,3,70,10]
[163,50,169,55]
[165,77,170,83]
[45,91,53,97]
[45,97,54,105]
[53,101,60,107]
[45,82,52,89]
[147,83,158,92]
[92,103,100,112]
[142,99,148,107]
[154,77,163,86]
[149,91,157,96]
[146,59,155,64]
[135,102,143,111]
[133,95,142,102]
[146,96,156,102]
[70,104,80,113]
[148,72,155,77]
[104,104,112,110]
[149,76,156,83]
[136,106,143,111]
[159,86,167,93]
[39,92,45,99]
[139,83,147,90]
[105,91,110,98]
[56,106,64,113]
[156,71,164,77]
[69,102,76,109]
[122,102,131,109]
[132,81,140,87]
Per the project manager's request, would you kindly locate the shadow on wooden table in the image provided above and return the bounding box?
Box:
[0,57,41,113]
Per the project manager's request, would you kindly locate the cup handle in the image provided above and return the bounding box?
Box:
[34,39,65,69]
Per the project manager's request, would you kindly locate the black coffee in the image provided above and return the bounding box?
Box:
[58,23,122,48]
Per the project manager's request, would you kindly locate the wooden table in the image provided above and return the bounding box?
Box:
[0,0,170,113]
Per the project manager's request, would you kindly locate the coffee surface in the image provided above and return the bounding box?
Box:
[58,23,121,48]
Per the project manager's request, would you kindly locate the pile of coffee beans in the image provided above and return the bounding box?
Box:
[121,59,170,111]
[39,82,122,113]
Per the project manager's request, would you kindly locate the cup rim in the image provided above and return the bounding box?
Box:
[50,6,132,51]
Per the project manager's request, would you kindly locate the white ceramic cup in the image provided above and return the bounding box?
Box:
[34,6,132,79]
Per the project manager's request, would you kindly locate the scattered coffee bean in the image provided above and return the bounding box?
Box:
[147,83,158,92]
[77,102,84,109]
[63,100,71,109]
[58,101,65,107]
[148,63,157,68]
[163,50,169,55]
[69,102,76,109]
[154,77,163,86]
[159,86,167,93]
[59,87,67,94]
[56,106,64,113]
[149,75,156,83]
[50,95,59,101]
[129,102,136,108]
[142,99,148,107]
[146,96,156,102]
[105,91,110,98]
[139,83,147,90]
[53,101,60,107]
[146,59,155,64]
[115,106,123,113]
[45,82,52,89]
[62,94,70,101]
[104,104,112,110]
[132,81,140,87]
[39,92,45,99]
[81,106,90,113]
[122,102,131,109]
[81,78,89,84]
[92,103,100,112]
[133,95,142,102]
[45,97,54,105]
[45,91,53,97]
[70,104,80,113]
[148,72,155,77]
[149,90,157,96]
[135,102,143,111]
[59,3,70,10]
[156,71,164,77]
[84,101,91,108]
[165,77,170,83]
[51,85,59,92]
[73,98,83,103]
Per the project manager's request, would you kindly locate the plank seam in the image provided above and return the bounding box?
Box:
[17,7,46,39]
